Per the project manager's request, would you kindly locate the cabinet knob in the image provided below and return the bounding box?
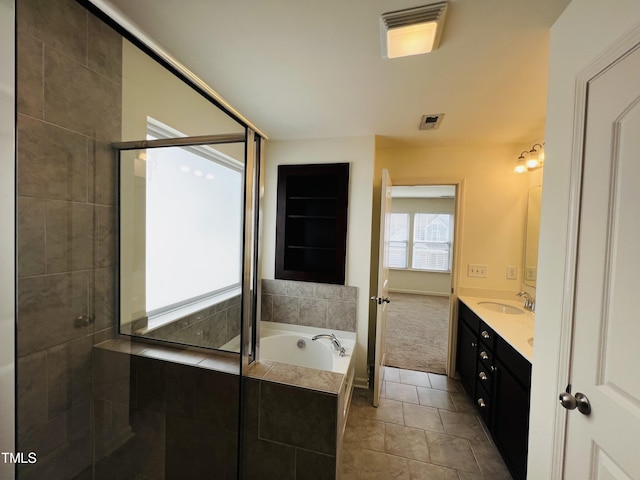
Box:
[478,371,488,381]
[481,330,490,339]
[477,398,486,408]
[480,351,489,361]
[471,341,477,348]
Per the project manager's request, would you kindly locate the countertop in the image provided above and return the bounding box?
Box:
[458,296,534,363]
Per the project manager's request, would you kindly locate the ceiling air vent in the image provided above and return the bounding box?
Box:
[419,113,444,130]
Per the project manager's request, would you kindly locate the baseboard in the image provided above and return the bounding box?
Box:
[388,288,450,297]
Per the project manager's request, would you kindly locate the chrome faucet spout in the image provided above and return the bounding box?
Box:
[312,333,347,356]
[516,291,535,312]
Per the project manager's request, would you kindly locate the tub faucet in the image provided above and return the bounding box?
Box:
[312,333,347,357]
[516,291,535,312]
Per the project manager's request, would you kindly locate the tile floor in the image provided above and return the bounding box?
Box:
[340,367,512,480]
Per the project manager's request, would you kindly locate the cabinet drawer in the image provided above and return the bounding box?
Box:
[479,321,496,350]
[476,363,493,393]
[459,301,480,331]
[477,346,494,370]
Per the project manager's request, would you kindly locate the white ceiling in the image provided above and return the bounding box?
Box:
[103,0,571,147]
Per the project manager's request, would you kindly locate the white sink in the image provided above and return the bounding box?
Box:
[477,301,525,315]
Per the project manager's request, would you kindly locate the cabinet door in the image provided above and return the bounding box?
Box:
[456,319,477,397]
[492,358,530,480]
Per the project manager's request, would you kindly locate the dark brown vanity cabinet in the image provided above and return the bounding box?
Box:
[275,163,349,284]
[456,300,532,480]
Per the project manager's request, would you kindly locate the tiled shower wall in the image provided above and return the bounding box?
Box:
[143,295,241,349]
[16,0,121,477]
[261,279,358,332]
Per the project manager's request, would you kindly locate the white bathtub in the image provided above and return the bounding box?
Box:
[260,322,355,374]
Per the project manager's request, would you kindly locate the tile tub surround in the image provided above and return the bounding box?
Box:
[341,366,512,479]
[243,347,356,479]
[16,0,121,478]
[129,294,242,350]
[262,279,358,332]
[93,340,240,480]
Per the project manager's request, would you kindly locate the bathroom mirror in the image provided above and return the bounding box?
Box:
[523,185,542,288]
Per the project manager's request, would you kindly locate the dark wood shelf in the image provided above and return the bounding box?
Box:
[275,163,349,285]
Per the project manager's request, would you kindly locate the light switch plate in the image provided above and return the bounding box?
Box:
[506,265,517,280]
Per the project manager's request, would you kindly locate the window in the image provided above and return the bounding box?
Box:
[389,212,453,272]
[145,120,244,315]
[388,213,409,268]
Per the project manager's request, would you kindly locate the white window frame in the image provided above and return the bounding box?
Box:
[389,212,453,273]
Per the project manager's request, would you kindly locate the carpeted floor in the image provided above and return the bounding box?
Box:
[385,293,450,374]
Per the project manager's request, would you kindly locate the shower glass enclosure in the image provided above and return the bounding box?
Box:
[15,0,263,478]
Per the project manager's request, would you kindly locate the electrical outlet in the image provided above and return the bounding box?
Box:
[468,264,487,278]
[506,265,517,280]
[525,267,537,281]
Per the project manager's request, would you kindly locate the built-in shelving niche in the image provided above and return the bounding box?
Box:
[275,163,349,284]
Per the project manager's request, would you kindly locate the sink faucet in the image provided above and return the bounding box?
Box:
[516,291,535,312]
[312,333,347,357]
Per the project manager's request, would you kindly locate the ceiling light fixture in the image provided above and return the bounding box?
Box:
[381,2,449,59]
[514,143,545,173]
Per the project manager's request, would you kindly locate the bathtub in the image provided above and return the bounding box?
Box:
[259,322,355,374]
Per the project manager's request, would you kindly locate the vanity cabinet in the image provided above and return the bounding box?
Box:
[275,163,350,285]
[456,300,532,480]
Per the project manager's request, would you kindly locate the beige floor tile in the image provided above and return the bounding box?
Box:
[417,386,457,410]
[427,373,463,392]
[426,432,480,474]
[384,423,429,463]
[399,369,431,387]
[384,366,401,383]
[402,402,444,433]
[438,410,488,442]
[343,418,385,452]
[348,396,405,426]
[407,459,459,480]
[384,381,419,404]
[469,438,513,479]
[340,447,410,480]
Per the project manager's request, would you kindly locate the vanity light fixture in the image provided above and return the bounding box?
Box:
[381,2,448,59]
[514,142,545,173]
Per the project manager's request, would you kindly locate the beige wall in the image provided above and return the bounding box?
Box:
[529,0,640,476]
[261,136,375,386]
[373,142,530,296]
[389,197,454,295]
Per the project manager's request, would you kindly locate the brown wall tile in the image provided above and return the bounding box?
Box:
[18,115,88,202]
[260,382,337,455]
[17,197,46,277]
[17,0,87,63]
[17,351,48,438]
[17,271,91,356]
[17,34,44,117]
[44,47,121,142]
[88,13,122,84]
[47,335,93,417]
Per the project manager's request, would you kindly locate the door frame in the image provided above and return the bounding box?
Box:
[547,23,640,478]
[387,176,466,377]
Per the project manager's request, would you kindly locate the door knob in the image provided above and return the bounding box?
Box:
[559,385,591,415]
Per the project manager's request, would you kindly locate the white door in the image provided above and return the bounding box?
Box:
[562,42,640,478]
[372,169,392,407]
